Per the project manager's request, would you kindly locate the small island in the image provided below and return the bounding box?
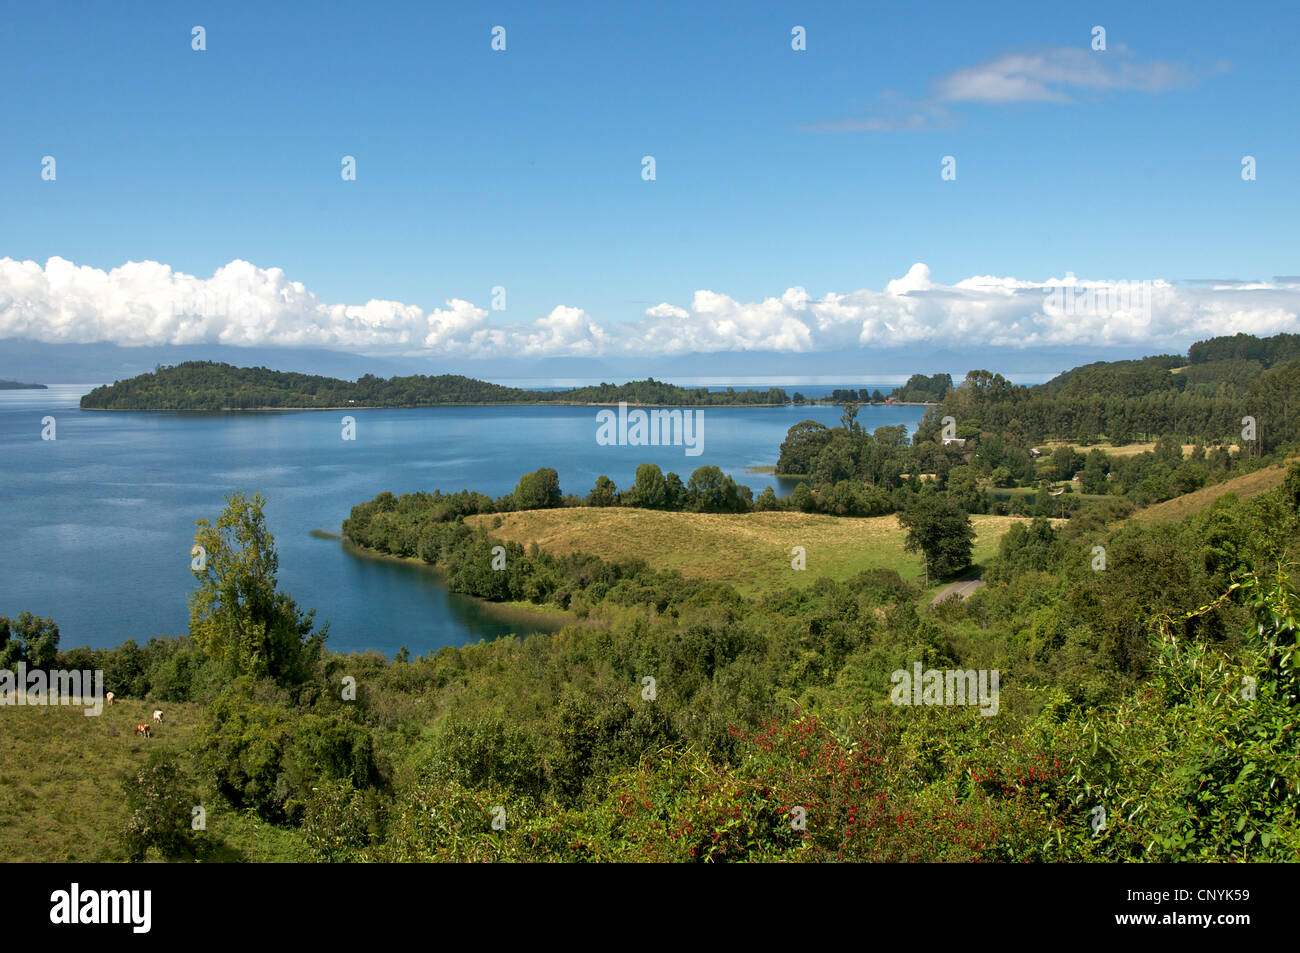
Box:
[0,379,47,389]
[79,361,803,410]
[78,361,949,411]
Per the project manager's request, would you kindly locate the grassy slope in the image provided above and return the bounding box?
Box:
[1039,440,1233,459]
[0,699,302,862]
[1127,460,1292,525]
[467,508,1042,596]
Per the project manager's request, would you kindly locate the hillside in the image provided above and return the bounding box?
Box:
[1127,459,1296,525]
[920,332,1300,450]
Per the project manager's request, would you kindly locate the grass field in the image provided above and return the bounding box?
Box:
[467,508,1048,596]
[1040,440,1242,460]
[1043,440,1194,459]
[1127,460,1293,525]
[0,699,303,862]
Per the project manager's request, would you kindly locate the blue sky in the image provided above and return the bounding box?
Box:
[2,0,1297,363]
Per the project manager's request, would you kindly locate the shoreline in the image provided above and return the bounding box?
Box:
[79,400,938,412]
[338,535,577,630]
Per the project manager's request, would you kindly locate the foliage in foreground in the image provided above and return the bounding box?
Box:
[34,465,1300,862]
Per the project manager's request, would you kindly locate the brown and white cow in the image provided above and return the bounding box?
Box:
[105,692,114,706]
[152,710,163,724]
[134,724,151,738]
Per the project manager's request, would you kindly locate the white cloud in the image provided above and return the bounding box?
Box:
[2,255,1297,359]
[514,306,608,357]
[423,299,490,349]
[885,262,934,295]
[934,48,1194,104]
[808,46,1220,132]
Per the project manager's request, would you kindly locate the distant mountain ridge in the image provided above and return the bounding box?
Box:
[1,337,1164,385]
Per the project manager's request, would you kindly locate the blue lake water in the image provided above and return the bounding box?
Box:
[0,385,923,655]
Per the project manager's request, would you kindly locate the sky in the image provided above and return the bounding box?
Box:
[1,0,1297,369]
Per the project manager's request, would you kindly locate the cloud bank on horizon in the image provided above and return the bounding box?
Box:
[1,256,1296,359]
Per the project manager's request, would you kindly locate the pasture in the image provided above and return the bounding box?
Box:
[468,508,1044,597]
[0,698,301,862]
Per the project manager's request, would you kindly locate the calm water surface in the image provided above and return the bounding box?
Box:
[0,385,922,655]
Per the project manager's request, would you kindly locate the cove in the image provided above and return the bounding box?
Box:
[334,535,571,657]
[0,385,923,654]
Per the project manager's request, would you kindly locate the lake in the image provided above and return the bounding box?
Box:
[0,385,924,655]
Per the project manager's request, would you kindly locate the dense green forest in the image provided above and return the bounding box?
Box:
[78,362,790,410]
[915,333,1300,449]
[1187,331,1300,366]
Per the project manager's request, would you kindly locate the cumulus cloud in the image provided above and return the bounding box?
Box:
[423,299,490,349]
[627,288,817,354]
[1,256,1297,359]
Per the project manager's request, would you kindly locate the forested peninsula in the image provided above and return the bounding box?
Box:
[79,362,795,410]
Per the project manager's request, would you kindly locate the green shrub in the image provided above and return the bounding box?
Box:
[120,750,199,862]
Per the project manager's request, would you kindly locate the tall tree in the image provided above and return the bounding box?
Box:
[0,612,59,668]
[188,492,324,685]
[632,463,667,507]
[586,475,619,507]
[899,493,976,583]
[840,402,861,433]
[514,468,563,509]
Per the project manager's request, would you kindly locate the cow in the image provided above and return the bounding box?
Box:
[134,724,151,738]
[105,692,114,706]
[152,710,163,724]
